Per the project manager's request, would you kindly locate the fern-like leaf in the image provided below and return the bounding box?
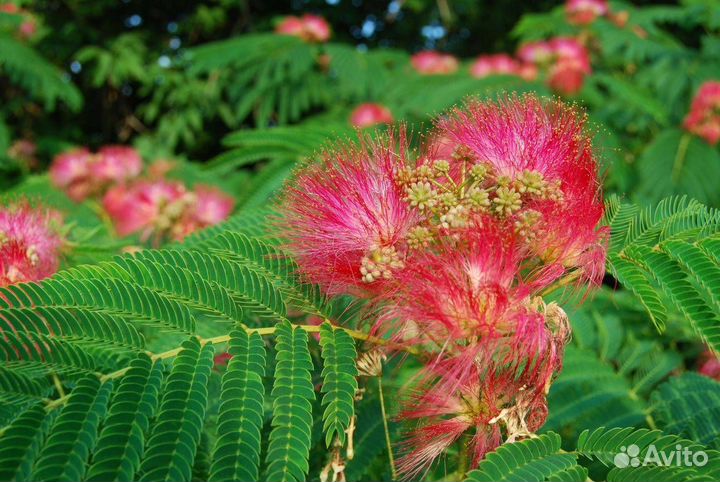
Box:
[209,329,266,482]
[319,322,358,447]
[31,376,112,482]
[85,354,163,482]
[463,433,579,482]
[265,321,315,482]
[138,337,214,482]
[0,403,55,482]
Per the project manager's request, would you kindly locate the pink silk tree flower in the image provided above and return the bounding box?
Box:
[0,201,64,287]
[470,54,521,79]
[518,37,591,95]
[280,131,418,296]
[436,94,606,285]
[172,185,235,240]
[189,185,235,226]
[275,15,305,36]
[50,147,94,201]
[103,180,190,242]
[396,306,569,480]
[517,41,554,65]
[91,145,143,184]
[684,81,720,145]
[350,103,394,128]
[565,0,609,25]
[275,14,331,43]
[411,51,459,75]
[51,145,144,202]
[547,38,592,95]
[698,349,720,380]
[301,14,331,42]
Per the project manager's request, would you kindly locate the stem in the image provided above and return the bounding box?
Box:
[671,133,691,184]
[46,321,420,410]
[378,376,398,481]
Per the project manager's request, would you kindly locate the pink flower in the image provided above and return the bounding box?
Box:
[350,103,394,128]
[0,201,64,287]
[699,349,720,380]
[0,3,36,39]
[518,37,591,95]
[470,54,521,78]
[50,145,144,201]
[103,180,189,241]
[566,0,609,25]
[517,41,554,65]
[302,14,331,42]
[91,145,143,184]
[436,94,606,284]
[172,185,235,239]
[7,139,38,170]
[396,308,569,479]
[50,148,94,201]
[684,81,720,145]
[411,51,459,75]
[103,180,234,243]
[191,186,235,226]
[280,131,418,295]
[275,14,331,43]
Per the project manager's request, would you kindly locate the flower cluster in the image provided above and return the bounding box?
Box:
[683,81,720,146]
[282,95,607,476]
[470,53,537,81]
[565,0,609,26]
[275,14,331,43]
[411,50,459,75]
[0,2,37,39]
[350,103,394,128]
[50,145,142,201]
[103,180,234,244]
[0,201,64,287]
[518,37,592,95]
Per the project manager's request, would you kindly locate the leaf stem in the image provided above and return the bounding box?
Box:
[671,133,691,184]
[47,321,419,409]
[378,375,398,481]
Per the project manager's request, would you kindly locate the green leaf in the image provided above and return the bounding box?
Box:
[319,322,358,447]
[31,376,113,482]
[138,337,214,482]
[85,354,163,482]
[265,321,315,482]
[209,329,266,482]
[463,433,579,482]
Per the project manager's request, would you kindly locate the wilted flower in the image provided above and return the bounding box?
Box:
[276,14,331,42]
[7,139,38,170]
[50,145,143,201]
[411,51,459,75]
[683,81,720,145]
[350,103,394,128]
[281,131,418,295]
[0,201,64,287]
[565,0,609,25]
